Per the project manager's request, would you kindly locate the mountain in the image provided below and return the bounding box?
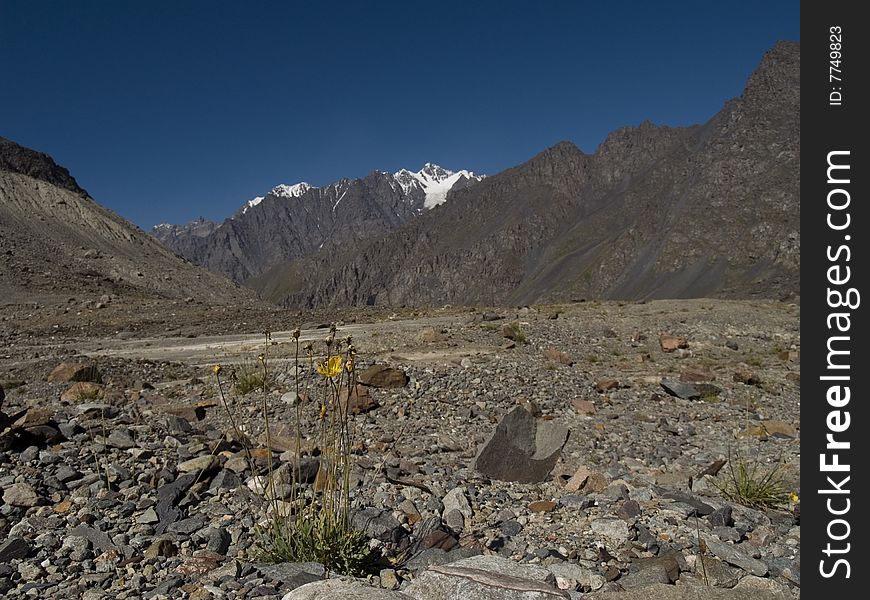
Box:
[0,136,254,307]
[150,165,482,284]
[283,41,799,308]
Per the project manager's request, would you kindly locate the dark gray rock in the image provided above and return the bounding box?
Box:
[0,536,31,561]
[659,379,700,400]
[67,525,115,553]
[708,506,734,527]
[257,561,326,590]
[351,507,403,543]
[702,535,769,576]
[105,428,136,449]
[499,520,523,537]
[203,526,231,554]
[474,407,569,483]
[155,472,198,534]
[654,487,715,516]
[145,575,185,599]
[208,469,241,492]
[168,514,207,535]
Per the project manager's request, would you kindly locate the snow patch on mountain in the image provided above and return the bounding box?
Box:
[241,196,265,214]
[271,182,314,198]
[393,163,482,209]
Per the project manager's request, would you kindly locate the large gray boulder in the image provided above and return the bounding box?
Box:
[585,582,788,600]
[474,407,569,483]
[405,555,569,600]
[282,579,413,600]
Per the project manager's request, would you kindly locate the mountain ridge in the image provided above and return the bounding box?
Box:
[282,41,799,308]
[151,163,484,284]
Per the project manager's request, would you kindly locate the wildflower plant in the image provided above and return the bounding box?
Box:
[213,325,371,574]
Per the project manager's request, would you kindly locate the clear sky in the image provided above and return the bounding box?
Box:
[1,1,799,229]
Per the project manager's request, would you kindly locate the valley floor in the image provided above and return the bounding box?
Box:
[0,299,800,599]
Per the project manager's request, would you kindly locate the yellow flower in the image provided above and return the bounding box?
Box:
[790,492,799,504]
[319,404,327,419]
[212,364,222,376]
[316,356,343,379]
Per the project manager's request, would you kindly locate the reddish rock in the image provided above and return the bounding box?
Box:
[679,367,716,382]
[543,348,574,365]
[659,334,688,353]
[159,404,206,422]
[571,399,596,415]
[358,365,408,388]
[595,379,619,393]
[528,500,557,513]
[47,363,101,384]
[339,384,379,414]
[565,466,591,492]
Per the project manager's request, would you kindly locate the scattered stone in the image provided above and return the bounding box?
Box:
[528,500,557,513]
[358,365,408,388]
[3,482,40,507]
[160,404,206,422]
[443,487,473,531]
[595,379,619,393]
[352,507,402,542]
[0,537,31,561]
[105,428,136,449]
[257,562,325,590]
[474,406,569,483]
[659,334,688,352]
[339,384,379,414]
[708,506,734,528]
[380,568,400,589]
[546,562,605,591]
[659,379,700,400]
[701,535,769,576]
[679,367,715,382]
[144,538,178,559]
[571,399,595,415]
[177,455,219,473]
[591,518,630,545]
[68,525,116,553]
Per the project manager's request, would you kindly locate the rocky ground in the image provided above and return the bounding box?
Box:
[0,298,800,599]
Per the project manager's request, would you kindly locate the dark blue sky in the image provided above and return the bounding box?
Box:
[2,1,799,229]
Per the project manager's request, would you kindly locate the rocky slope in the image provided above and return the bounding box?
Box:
[0,137,255,309]
[151,165,482,286]
[288,42,799,308]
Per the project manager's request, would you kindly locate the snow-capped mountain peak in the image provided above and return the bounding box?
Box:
[240,182,314,215]
[393,164,483,209]
[270,182,314,198]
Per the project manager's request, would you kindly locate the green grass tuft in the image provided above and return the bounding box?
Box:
[714,455,789,509]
